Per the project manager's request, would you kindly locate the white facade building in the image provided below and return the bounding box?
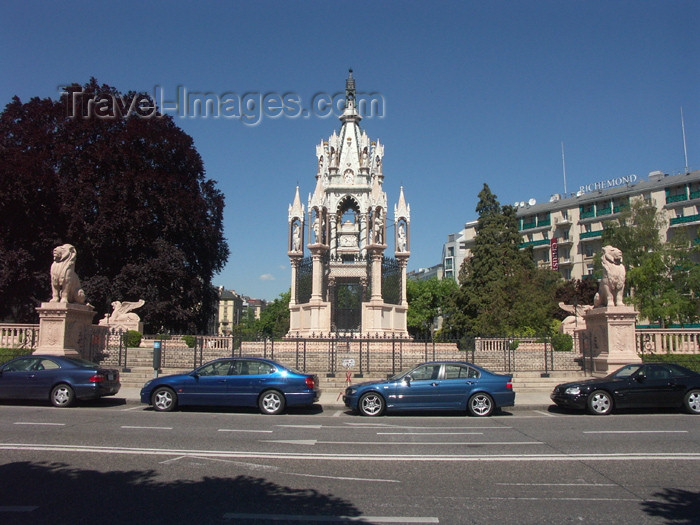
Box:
[443,170,700,280]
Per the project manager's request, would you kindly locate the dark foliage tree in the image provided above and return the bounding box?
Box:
[0,79,229,332]
[554,278,598,319]
[444,184,560,337]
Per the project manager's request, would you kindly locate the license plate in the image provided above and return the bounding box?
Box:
[107,373,115,381]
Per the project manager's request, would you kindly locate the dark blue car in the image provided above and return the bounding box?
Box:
[343,361,515,417]
[140,357,320,414]
[0,355,121,407]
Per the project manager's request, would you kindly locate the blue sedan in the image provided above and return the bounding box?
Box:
[0,355,121,407]
[343,361,515,417]
[140,357,320,414]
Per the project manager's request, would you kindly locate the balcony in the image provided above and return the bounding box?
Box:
[670,214,700,226]
[556,238,573,246]
[690,190,700,200]
[666,194,688,204]
[520,239,551,249]
[555,217,572,227]
[580,210,595,219]
[580,230,603,240]
[557,258,574,266]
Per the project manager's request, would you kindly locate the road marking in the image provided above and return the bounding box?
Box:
[263,440,543,446]
[3,443,700,462]
[222,513,438,523]
[121,406,144,411]
[120,425,172,430]
[497,482,616,487]
[218,429,273,433]
[14,422,65,426]
[0,506,38,512]
[332,410,343,417]
[534,410,556,417]
[583,430,688,434]
[286,472,399,483]
[376,432,484,436]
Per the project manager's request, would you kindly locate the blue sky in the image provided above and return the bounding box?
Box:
[2,1,698,300]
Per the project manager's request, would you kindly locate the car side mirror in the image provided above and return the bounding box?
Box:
[404,375,412,385]
[635,373,645,383]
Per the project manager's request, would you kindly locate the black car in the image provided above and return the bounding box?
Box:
[551,362,700,415]
[0,355,121,407]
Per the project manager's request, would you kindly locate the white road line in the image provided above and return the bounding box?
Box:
[218,429,273,433]
[376,432,484,436]
[121,405,144,411]
[222,513,438,523]
[0,506,38,512]
[534,410,556,417]
[121,425,172,430]
[332,410,343,417]
[263,440,543,446]
[3,443,700,462]
[14,422,65,426]
[583,430,688,434]
[286,472,399,483]
[497,482,616,487]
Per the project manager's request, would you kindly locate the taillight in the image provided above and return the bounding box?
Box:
[89,374,105,383]
[305,377,315,389]
[506,380,513,390]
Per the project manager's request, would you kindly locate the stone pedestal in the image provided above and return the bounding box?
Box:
[584,305,641,375]
[35,302,96,356]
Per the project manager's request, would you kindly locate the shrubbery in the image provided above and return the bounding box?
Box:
[126,330,142,348]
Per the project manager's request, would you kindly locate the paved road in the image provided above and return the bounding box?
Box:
[0,399,698,524]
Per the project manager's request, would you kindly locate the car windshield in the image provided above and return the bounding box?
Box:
[62,357,99,368]
[608,364,642,379]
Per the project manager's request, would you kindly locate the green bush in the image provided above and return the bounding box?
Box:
[642,353,700,374]
[182,335,196,348]
[0,348,26,364]
[126,330,142,348]
[509,339,520,351]
[551,333,574,352]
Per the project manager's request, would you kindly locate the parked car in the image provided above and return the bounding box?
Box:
[551,362,700,415]
[0,355,120,407]
[140,357,320,414]
[343,361,515,417]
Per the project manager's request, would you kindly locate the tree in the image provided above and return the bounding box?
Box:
[444,184,561,336]
[256,291,290,338]
[406,277,458,338]
[601,198,700,326]
[0,79,229,332]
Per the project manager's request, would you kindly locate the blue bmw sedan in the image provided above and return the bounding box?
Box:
[344,361,515,417]
[140,357,320,414]
[0,355,120,407]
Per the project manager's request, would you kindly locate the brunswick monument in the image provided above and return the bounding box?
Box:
[287,71,411,337]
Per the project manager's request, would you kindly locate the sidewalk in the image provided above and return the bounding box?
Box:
[119,387,553,409]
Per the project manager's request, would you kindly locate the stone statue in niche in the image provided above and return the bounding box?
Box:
[373,212,383,244]
[292,223,302,252]
[50,244,86,304]
[594,245,626,307]
[397,223,407,252]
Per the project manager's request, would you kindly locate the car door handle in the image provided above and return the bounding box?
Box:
[431,382,439,387]
[465,381,475,385]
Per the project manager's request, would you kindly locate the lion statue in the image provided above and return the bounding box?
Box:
[593,245,626,307]
[50,244,86,304]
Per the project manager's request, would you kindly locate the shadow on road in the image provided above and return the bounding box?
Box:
[0,461,361,524]
[641,488,700,524]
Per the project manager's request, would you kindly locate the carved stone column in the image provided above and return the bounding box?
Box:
[35,302,96,357]
[584,305,640,375]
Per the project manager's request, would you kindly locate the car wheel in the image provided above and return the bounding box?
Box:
[358,392,385,416]
[468,392,494,417]
[259,390,286,415]
[152,387,177,412]
[587,390,613,415]
[50,384,75,407]
[683,389,700,414]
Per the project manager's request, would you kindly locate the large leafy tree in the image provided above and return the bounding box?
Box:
[601,199,699,326]
[0,79,229,332]
[406,277,458,338]
[444,184,560,336]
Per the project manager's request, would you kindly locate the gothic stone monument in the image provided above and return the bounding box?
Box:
[582,245,641,374]
[287,71,410,337]
[35,244,96,356]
